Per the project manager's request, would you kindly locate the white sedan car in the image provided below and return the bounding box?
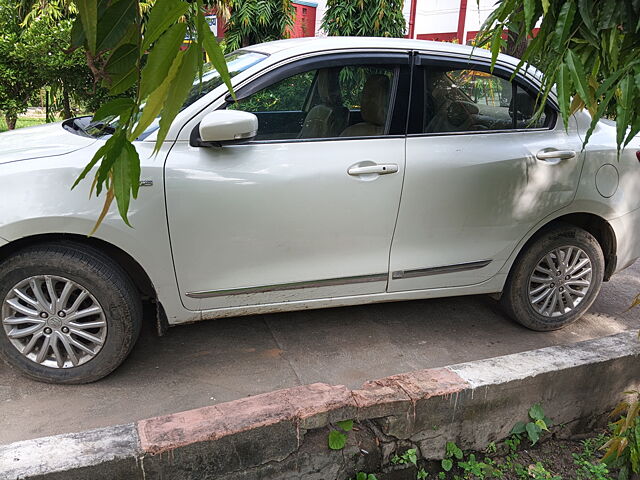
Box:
[1,37,639,383]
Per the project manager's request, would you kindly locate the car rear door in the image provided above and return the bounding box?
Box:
[388,54,586,292]
[165,52,411,311]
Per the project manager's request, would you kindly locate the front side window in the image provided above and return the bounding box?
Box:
[420,67,550,134]
[228,64,397,141]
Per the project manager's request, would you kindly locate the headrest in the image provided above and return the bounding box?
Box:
[360,74,390,127]
[510,89,535,118]
[447,101,479,126]
[317,68,342,106]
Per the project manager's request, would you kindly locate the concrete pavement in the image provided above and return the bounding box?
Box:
[1,261,638,445]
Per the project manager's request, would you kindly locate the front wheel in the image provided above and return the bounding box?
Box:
[500,225,605,331]
[0,242,142,383]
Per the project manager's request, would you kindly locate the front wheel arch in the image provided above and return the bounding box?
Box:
[0,234,167,334]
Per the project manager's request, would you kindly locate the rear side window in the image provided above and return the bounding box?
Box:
[418,67,551,134]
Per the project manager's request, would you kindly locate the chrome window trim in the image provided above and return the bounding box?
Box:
[392,260,492,280]
[186,273,388,298]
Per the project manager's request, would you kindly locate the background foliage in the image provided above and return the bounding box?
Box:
[477,0,640,153]
[222,0,294,52]
[322,0,406,38]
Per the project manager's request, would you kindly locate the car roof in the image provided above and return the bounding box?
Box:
[245,36,512,65]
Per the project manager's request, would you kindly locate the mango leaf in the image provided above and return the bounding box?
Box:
[565,49,591,105]
[88,185,115,237]
[142,0,190,52]
[111,141,137,227]
[328,430,347,450]
[155,45,199,150]
[198,8,235,99]
[95,131,126,196]
[76,0,98,53]
[541,0,550,14]
[72,139,113,190]
[577,0,595,32]
[104,43,138,94]
[139,22,187,100]
[131,51,185,140]
[556,62,571,130]
[616,74,634,151]
[523,0,536,33]
[336,419,354,432]
[93,97,135,124]
[553,0,576,52]
[70,17,86,49]
[96,0,137,53]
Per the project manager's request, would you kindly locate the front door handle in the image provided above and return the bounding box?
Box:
[536,149,576,161]
[348,164,399,176]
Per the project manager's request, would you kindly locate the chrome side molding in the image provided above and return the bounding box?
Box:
[186,272,388,299]
[392,259,492,280]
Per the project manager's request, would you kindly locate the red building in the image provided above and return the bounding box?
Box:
[289,1,318,38]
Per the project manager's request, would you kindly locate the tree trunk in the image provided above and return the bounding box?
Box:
[61,85,72,119]
[505,29,527,59]
[5,113,17,130]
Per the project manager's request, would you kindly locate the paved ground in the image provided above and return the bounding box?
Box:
[1,262,638,445]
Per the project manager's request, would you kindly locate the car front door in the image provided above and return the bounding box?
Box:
[388,55,586,292]
[166,52,411,311]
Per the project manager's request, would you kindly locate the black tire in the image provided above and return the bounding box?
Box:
[500,224,605,331]
[0,242,142,383]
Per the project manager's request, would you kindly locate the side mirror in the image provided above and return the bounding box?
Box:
[191,110,258,147]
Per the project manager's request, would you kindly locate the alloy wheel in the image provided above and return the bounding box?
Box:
[2,275,107,368]
[528,246,593,317]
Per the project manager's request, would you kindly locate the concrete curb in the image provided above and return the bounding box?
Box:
[2,331,638,480]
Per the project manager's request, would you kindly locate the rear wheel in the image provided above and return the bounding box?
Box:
[0,242,142,383]
[500,225,604,331]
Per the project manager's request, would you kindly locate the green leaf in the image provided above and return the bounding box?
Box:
[131,49,184,141]
[526,422,541,445]
[553,0,576,52]
[72,140,112,190]
[442,458,453,472]
[337,419,354,432]
[511,421,527,435]
[328,430,347,450]
[541,0,550,14]
[76,0,98,53]
[142,0,190,52]
[490,25,503,71]
[535,419,548,431]
[111,141,135,226]
[557,62,571,131]
[70,17,86,49]
[139,22,187,100]
[523,0,536,33]
[577,0,595,32]
[96,0,137,53]
[616,74,634,151]
[529,404,545,421]
[93,97,135,124]
[198,9,235,100]
[154,46,199,150]
[565,49,591,105]
[104,43,138,95]
[356,474,366,480]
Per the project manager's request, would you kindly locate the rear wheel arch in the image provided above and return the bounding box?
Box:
[513,212,616,282]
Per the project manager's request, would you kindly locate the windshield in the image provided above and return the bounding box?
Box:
[80,50,268,139]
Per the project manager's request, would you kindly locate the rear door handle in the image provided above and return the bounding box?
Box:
[536,149,576,161]
[348,164,399,176]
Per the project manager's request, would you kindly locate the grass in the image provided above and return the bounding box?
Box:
[0,116,48,133]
